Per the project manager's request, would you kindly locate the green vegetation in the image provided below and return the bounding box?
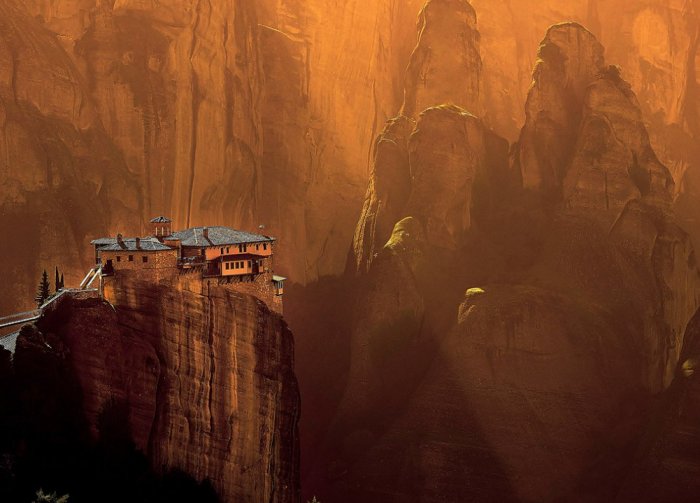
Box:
[33,489,70,503]
[35,270,51,307]
[54,267,65,292]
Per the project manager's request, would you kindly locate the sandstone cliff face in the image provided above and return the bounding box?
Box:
[6,0,700,307]
[515,24,675,222]
[471,0,700,246]
[3,0,428,301]
[615,307,700,501]
[0,0,141,314]
[351,0,504,274]
[308,15,700,502]
[27,279,300,502]
[402,0,481,117]
[515,23,605,195]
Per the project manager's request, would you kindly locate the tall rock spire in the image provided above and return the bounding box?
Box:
[514,22,674,223]
[401,0,482,117]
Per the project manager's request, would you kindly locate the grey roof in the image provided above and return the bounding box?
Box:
[91,237,118,246]
[150,216,172,223]
[273,275,287,282]
[169,227,275,247]
[100,237,173,252]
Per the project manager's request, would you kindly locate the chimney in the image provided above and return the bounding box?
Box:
[117,233,124,247]
[135,237,141,250]
[203,227,209,240]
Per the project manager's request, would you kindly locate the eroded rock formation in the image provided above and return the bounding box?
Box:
[302,17,700,503]
[401,0,481,117]
[11,277,300,502]
[514,23,675,223]
[351,0,502,273]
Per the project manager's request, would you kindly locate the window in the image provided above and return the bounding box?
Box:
[143,256,148,263]
[256,244,260,250]
[243,244,247,252]
[248,261,252,268]
[263,243,268,251]
[238,244,243,253]
[116,256,121,262]
[221,247,224,254]
[128,255,134,262]
[226,247,230,253]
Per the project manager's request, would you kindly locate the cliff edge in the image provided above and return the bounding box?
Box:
[0,279,300,502]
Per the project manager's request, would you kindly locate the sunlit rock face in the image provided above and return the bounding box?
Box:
[351,0,501,274]
[0,1,141,314]
[472,0,700,244]
[5,0,700,309]
[24,279,300,502]
[401,0,481,117]
[514,23,605,196]
[514,23,675,224]
[352,116,414,274]
[314,10,700,502]
[3,0,429,308]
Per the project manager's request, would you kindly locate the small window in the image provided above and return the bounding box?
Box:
[128,255,134,262]
[256,244,260,250]
[248,261,252,268]
[142,256,148,263]
[238,244,243,253]
[243,244,247,252]
[226,247,230,253]
[220,247,224,254]
[263,243,268,250]
[116,256,121,262]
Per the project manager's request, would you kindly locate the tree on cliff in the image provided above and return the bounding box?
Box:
[35,270,51,307]
[54,267,64,292]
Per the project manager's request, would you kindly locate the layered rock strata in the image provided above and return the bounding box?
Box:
[21,278,300,502]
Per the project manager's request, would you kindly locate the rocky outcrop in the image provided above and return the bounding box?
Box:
[307,14,700,502]
[352,116,414,273]
[16,278,300,502]
[401,0,481,117]
[352,105,509,273]
[615,307,700,501]
[3,0,429,298]
[0,0,142,314]
[513,23,676,228]
[4,0,700,308]
[351,0,504,273]
[471,0,700,245]
[515,23,605,195]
